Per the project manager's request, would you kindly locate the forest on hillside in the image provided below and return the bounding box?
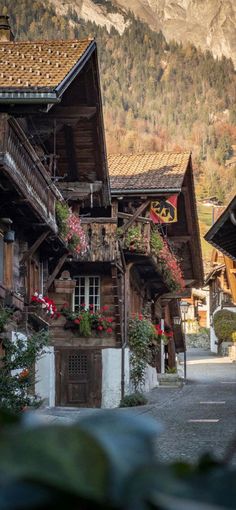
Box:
[0,0,236,206]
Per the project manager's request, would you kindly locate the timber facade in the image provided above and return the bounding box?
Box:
[0,16,203,408]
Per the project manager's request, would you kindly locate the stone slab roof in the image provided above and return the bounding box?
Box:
[0,39,94,89]
[108,152,191,192]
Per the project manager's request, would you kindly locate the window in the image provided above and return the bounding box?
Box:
[74,276,100,311]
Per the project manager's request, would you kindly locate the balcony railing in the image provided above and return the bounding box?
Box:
[80,218,119,262]
[0,115,60,232]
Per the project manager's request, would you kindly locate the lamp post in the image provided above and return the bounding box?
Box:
[180,301,190,381]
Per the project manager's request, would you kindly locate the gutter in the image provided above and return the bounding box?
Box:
[0,91,60,104]
[111,187,181,196]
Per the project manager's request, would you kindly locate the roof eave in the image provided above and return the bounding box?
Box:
[111,187,182,196]
[55,40,96,98]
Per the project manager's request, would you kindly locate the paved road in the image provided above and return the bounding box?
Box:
[37,348,236,464]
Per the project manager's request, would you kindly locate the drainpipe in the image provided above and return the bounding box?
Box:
[121,262,133,399]
[121,270,126,400]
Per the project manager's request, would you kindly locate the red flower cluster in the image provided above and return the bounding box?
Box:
[19,368,29,379]
[61,304,114,335]
[155,324,164,336]
[65,210,88,255]
[155,324,174,341]
[158,240,185,290]
[31,292,59,319]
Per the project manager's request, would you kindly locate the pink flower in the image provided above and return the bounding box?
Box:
[97,325,103,331]
[101,305,109,311]
[106,327,113,334]
[138,313,143,320]
[106,317,113,323]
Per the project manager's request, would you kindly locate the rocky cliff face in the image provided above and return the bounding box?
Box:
[49,0,236,66]
[115,0,236,66]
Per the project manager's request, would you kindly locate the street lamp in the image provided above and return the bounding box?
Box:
[173,316,181,325]
[180,301,190,382]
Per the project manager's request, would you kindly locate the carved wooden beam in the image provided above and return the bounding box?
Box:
[21,230,50,263]
[118,212,152,224]
[120,200,150,234]
[46,253,68,291]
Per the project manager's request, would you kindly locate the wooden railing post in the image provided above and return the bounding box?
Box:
[0,114,8,153]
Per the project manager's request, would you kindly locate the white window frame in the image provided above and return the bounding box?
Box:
[74,276,100,311]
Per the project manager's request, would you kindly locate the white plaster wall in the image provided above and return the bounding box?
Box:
[142,363,159,392]
[102,348,129,408]
[210,306,236,353]
[35,346,55,407]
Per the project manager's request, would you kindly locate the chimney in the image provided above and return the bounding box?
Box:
[0,15,14,42]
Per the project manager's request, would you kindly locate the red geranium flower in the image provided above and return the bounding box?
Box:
[106,327,113,334]
[97,325,103,331]
[74,319,80,325]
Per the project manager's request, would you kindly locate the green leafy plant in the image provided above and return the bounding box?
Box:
[122,225,148,253]
[165,367,177,374]
[0,329,50,413]
[78,310,92,337]
[55,201,70,238]
[213,310,236,344]
[128,314,160,390]
[0,306,12,333]
[150,228,163,255]
[119,392,148,407]
[0,409,236,509]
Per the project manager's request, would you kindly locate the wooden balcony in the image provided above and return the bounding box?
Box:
[80,218,119,262]
[0,115,60,232]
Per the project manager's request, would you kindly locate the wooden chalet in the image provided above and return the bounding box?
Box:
[205,196,236,261]
[109,152,203,363]
[0,16,111,408]
[204,250,236,354]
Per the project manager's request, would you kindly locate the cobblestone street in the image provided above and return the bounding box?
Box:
[38,348,236,464]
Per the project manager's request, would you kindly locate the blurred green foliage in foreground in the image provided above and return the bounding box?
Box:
[0,408,235,509]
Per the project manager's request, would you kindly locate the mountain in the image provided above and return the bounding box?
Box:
[1,0,236,264]
[49,0,236,67]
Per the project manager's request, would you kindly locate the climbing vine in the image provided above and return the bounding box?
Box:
[128,314,160,390]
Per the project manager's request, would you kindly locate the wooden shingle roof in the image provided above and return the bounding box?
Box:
[108,152,191,192]
[0,39,94,89]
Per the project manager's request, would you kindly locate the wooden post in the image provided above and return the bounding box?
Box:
[120,200,150,234]
[46,253,68,291]
[21,231,50,264]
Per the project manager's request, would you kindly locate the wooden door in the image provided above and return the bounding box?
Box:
[56,349,102,407]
